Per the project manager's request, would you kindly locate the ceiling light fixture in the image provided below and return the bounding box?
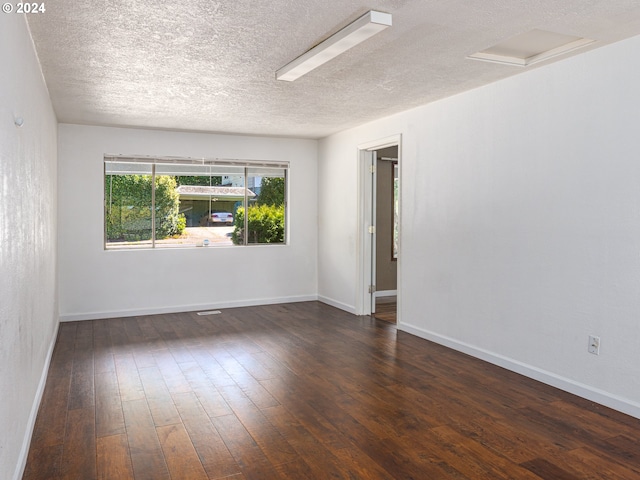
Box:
[468,29,595,67]
[276,10,392,82]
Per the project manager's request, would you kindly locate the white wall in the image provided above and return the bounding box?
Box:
[58,125,318,320]
[0,15,59,480]
[318,34,640,417]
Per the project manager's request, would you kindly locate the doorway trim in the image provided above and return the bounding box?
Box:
[356,134,402,318]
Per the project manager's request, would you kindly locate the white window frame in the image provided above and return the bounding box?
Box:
[104,155,289,249]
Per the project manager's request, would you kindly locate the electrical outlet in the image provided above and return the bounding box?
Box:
[588,335,600,355]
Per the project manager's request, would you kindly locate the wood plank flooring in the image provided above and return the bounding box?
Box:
[23,301,640,479]
[373,297,397,323]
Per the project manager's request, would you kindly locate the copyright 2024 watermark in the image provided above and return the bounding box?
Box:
[2,2,46,13]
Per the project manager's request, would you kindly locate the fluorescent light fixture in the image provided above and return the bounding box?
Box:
[468,29,595,67]
[276,10,392,81]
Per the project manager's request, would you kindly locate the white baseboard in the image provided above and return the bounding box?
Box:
[59,294,318,322]
[14,319,60,480]
[317,295,357,315]
[399,322,640,420]
[375,290,397,298]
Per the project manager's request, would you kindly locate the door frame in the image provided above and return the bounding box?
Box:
[356,134,402,318]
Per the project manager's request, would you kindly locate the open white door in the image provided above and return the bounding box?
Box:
[356,148,375,316]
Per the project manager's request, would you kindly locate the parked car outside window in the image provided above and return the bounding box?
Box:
[210,212,233,225]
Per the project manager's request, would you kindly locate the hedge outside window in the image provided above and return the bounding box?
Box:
[104,156,288,249]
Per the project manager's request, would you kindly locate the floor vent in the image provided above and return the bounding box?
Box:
[197,310,222,316]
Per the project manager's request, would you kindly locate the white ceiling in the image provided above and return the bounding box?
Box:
[26,1,640,139]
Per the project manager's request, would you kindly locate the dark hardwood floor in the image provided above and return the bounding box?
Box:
[23,301,640,479]
[373,296,397,324]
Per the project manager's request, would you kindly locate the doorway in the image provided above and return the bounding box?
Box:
[372,146,398,323]
[357,135,400,323]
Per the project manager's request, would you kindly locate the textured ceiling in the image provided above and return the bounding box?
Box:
[26,1,640,139]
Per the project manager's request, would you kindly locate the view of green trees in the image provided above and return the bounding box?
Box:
[256,177,285,206]
[231,177,285,245]
[174,176,222,187]
[105,175,186,242]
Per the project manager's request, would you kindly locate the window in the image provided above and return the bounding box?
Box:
[104,156,287,249]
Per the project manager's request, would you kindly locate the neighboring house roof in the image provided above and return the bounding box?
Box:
[176,185,256,200]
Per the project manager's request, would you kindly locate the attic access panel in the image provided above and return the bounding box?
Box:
[468,29,595,67]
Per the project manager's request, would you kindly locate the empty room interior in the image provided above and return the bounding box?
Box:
[4,1,640,479]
